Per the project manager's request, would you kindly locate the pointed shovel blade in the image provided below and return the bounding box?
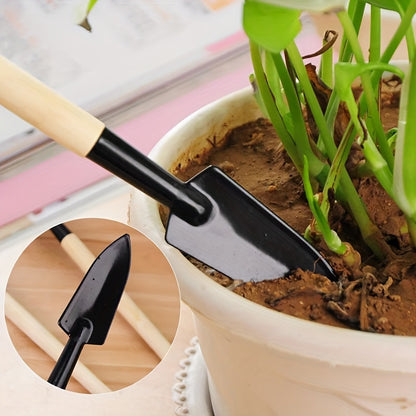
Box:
[58,234,131,345]
[166,166,336,282]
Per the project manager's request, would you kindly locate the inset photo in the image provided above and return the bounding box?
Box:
[5,218,180,393]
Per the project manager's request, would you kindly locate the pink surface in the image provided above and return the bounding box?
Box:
[207,30,247,53]
[1,61,253,227]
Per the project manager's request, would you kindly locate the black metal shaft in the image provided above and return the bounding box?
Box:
[50,224,71,242]
[87,128,211,226]
[48,318,93,389]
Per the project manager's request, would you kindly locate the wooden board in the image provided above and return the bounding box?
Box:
[5,218,180,393]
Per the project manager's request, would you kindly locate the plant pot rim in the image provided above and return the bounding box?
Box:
[132,87,416,374]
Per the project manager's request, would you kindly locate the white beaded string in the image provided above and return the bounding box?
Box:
[172,337,201,416]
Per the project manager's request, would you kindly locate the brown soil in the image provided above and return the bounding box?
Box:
[172,76,416,336]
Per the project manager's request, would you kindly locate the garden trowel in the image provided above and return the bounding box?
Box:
[0,56,336,282]
[47,234,131,389]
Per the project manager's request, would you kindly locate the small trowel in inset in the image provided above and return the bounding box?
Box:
[47,234,131,389]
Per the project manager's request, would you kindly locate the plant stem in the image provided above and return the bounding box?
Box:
[337,10,394,171]
[264,53,288,116]
[271,52,327,179]
[393,44,416,249]
[380,0,416,63]
[321,1,364,157]
[322,121,355,216]
[303,157,346,255]
[319,31,335,88]
[286,42,337,158]
[285,40,389,258]
[339,0,365,62]
[362,137,393,197]
[369,6,381,62]
[338,174,391,258]
[250,41,301,169]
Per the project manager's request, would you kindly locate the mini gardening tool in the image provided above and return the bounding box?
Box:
[47,234,131,389]
[0,56,336,282]
[50,223,171,359]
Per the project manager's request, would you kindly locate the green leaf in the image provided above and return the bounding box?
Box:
[243,2,301,53]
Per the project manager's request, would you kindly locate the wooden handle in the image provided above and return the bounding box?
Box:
[59,232,171,359]
[117,294,171,359]
[61,233,96,275]
[0,55,105,156]
[5,293,111,393]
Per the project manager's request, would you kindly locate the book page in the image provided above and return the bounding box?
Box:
[0,0,243,147]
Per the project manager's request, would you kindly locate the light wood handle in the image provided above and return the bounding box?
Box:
[118,294,171,360]
[5,293,111,393]
[60,233,171,359]
[0,55,105,156]
[60,233,96,275]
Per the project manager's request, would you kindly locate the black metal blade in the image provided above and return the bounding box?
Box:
[86,130,335,282]
[58,234,131,345]
[166,166,336,282]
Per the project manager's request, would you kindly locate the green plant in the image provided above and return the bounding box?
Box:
[243,0,416,264]
[82,0,415,267]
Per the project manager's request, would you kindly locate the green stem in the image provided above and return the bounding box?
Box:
[303,157,346,255]
[338,174,389,258]
[396,0,416,59]
[369,6,381,62]
[321,121,355,216]
[86,0,99,14]
[362,137,393,197]
[250,41,301,169]
[286,40,388,258]
[271,52,326,178]
[320,1,365,156]
[337,10,394,171]
[264,53,288,116]
[339,0,365,62]
[319,31,335,88]
[286,41,337,159]
[380,0,416,63]
[359,1,416,132]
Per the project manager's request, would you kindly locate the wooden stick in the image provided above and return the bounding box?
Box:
[5,292,111,393]
[52,225,171,359]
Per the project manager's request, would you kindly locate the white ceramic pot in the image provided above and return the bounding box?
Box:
[130,88,416,416]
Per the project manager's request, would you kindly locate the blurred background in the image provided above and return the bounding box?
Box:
[0,0,254,245]
[0,1,409,245]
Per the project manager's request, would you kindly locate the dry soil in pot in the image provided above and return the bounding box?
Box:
[167,75,416,336]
